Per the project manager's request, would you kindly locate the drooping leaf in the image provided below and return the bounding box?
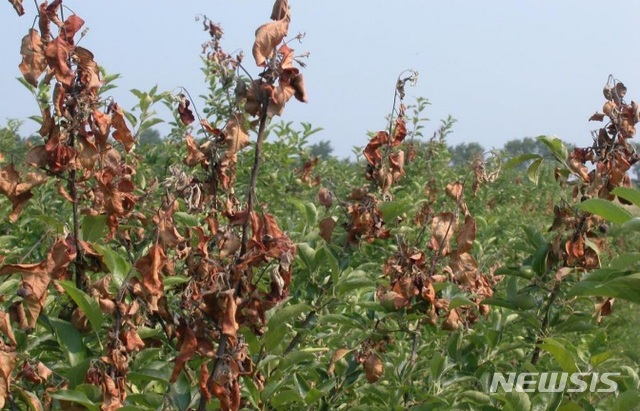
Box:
[8,0,25,16]
[19,29,47,86]
[252,20,289,67]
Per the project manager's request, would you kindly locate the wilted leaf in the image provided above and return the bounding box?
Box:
[364,354,383,383]
[589,112,605,122]
[121,328,145,352]
[19,29,47,86]
[0,313,15,346]
[170,323,198,383]
[73,46,102,94]
[60,15,85,44]
[223,113,250,156]
[252,20,289,66]
[8,0,24,16]
[0,350,16,409]
[135,244,166,311]
[109,103,135,152]
[319,217,336,243]
[456,215,476,254]
[442,309,460,331]
[428,212,457,256]
[317,188,333,208]
[219,290,239,341]
[290,73,307,103]
[177,93,195,125]
[270,0,290,21]
[44,36,74,86]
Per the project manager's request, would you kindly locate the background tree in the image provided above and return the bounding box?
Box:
[138,127,162,147]
[448,141,484,167]
[309,139,334,159]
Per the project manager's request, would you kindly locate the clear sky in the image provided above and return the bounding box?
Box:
[1,1,639,157]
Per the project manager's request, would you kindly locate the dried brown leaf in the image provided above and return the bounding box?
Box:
[0,350,16,409]
[317,188,333,208]
[44,36,74,86]
[8,0,24,16]
[364,354,383,383]
[270,0,290,20]
[252,20,289,67]
[0,312,16,346]
[170,323,197,383]
[428,212,457,256]
[135,244,166,312]
[109,103,135,153]
[178,94,195,125]
[319,217,336,243]
[456,215,476,254]
[19,29,47,86]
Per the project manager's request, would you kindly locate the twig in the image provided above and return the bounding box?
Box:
[240,95,270,257]
[197,334,229,411]
[67,131,86,291]
[531,280,561,365]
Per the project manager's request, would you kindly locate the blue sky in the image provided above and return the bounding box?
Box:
[1,1,639,157]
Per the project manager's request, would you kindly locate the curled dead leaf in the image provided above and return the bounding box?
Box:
[319,217,336,243]
[19,29,47,87]
[252,20,289,67]
[270,0,290,21]
[364,354,383,383]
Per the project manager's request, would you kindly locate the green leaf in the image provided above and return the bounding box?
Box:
[531,243,550,276]
[267,304,311,331]
[49,390,99,411]
[579,198,633,224]
[504,154,542,170]
[92,243,131,282]
[613,390,640,411]
[173,211,199,227]
[47,317,86,367]
[81,215,107,242]
[612,187,640,208]
[379,200,413,222]
[609,252,640,270]
[318,314,364,330]
[297,243,316,272]
[163,275,190,288]
[336,270,375,295]
[526,157,544,185]
[128,367,171,384]
[481,297,518,310]
[449,295,476,309]
[290,199,318,226]
[511,294,537,310]
[539,338,578,373]
[270,389,304,407]
[621,218,640,232]
[537,135,568,165]
[568,271,640,303]
[58,280,103,332]
[496,390,532,411]
[430,352,445,382]
[458,390,491,405]
[590,350,617,367]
